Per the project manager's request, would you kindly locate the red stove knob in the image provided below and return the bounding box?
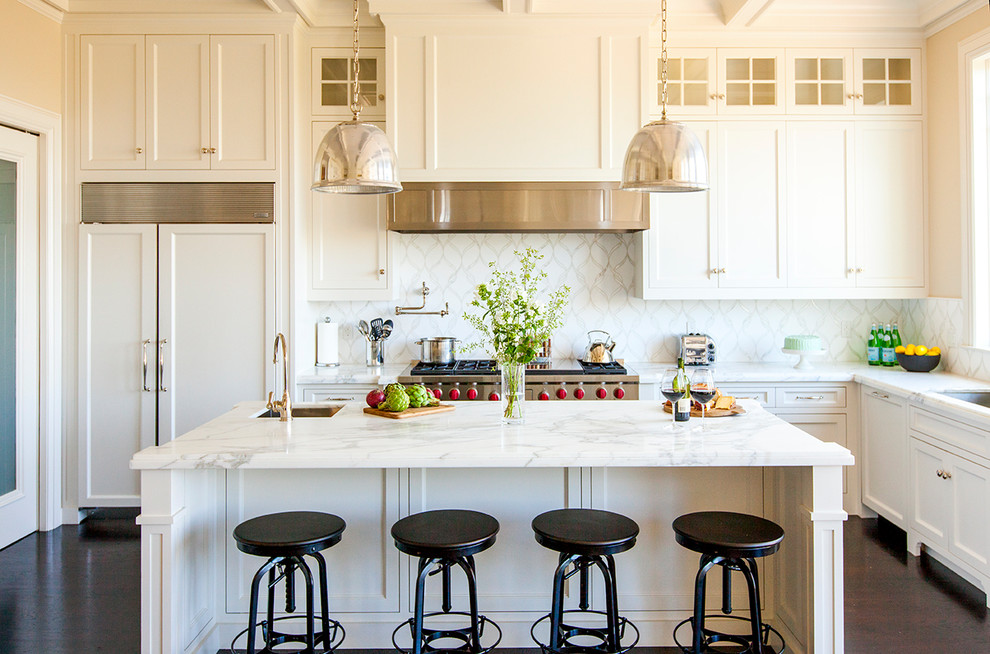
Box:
[489,392,500,402]
[614,387,625,399]
[596,387,608,399]
[449,388,460,400]
[574,388,586,400]
[466,388,478,400]
[556,388,568,400]
[539,391,550,401]
[432,388,442,399]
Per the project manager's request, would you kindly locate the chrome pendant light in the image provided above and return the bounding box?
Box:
[621,0,708,192]
[313,0,401,194]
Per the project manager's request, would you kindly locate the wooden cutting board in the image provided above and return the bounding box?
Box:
[363,404,456,419]
[663,401,746,418]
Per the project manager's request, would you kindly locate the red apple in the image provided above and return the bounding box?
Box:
[366,388,386,408]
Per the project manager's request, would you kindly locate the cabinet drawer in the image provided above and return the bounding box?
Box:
[301,386,376,403]
[910,407,990,461]
[718,384,774,408]
[777,386,846,409]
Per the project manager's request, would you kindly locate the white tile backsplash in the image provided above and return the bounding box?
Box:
[299,233,919,368]
[905,297,990,382]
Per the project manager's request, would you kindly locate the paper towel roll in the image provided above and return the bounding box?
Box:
[316,320,340,367]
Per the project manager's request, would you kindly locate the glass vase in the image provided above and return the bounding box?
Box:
[500,360,526,424]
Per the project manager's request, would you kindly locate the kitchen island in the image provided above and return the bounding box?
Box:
[131,400,852,654]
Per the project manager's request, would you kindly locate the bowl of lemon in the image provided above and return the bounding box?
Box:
[895,344,941,372]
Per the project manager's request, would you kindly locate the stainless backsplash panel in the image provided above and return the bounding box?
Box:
[388,182,649,233]
[81,182,275,223]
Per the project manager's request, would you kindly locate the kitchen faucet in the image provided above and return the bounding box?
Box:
[267,333,292,421]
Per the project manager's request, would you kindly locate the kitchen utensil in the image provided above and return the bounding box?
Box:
[358,320,371,340]
[583,330,616,364]
[416,337,459,364]
[371,317,384,340]
[382,320,393,339]
[680,333,716,366]
[363,404,456,419]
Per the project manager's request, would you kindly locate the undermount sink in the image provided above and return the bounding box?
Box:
[254,405,344,419]
[937,391,990,409]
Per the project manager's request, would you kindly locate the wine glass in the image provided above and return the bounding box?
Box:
[690,368,716,431]
[660,368,682,430]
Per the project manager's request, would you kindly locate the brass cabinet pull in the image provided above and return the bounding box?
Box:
[209,147,217,154]
[871,391,889,399]
[136,147,143,154]
[795,395,824,401]
[142,339,152,392]
[379,268,385,275]
[201,147,209,154]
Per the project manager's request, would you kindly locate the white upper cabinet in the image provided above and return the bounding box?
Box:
[654,48,717,116]
[312,47,385,119]
[80,34,276,171]
[146,36,211,170]
[717,49,785,115]
[80,36,146,170]
[716,121,786,286]
[785,50,854,115]
[786,122,854,288]
[854,120,925,288]
[212,35,276,170]
[309,121,392,301]
[853,49,921,115]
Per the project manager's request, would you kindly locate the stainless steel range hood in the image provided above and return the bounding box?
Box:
[387,182,650,233]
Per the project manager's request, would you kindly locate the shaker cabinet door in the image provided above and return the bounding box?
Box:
[80,35,146,170]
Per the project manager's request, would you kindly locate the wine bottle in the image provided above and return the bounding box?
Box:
[867,323,880,366]
[674,358,691,422]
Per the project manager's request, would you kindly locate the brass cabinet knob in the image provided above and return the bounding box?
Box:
[135,147,143,154]
[719,267,727,274]
[201,147,209,154]
[209,147,217,154]
[857,268,864,273]
[378,268,385,275]
[710,268,719,275]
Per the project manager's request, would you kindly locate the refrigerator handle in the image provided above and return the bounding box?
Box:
[142,339,152,392]
[159,339,168,393]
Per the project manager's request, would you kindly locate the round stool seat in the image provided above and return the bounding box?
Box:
[532,508,639,557]
[233,511,346,558]
[391,509,499,558]
[673,511,783,559]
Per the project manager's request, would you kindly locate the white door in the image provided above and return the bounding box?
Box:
[0,126,39,548]
[716,121,786,287]
[210,35,276,170]
[146,35,211,170]
[786,122,855,288]
[80,35,146,170]
[77,224,157,507]
[157,224,275,443]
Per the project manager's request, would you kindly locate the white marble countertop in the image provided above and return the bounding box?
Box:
[130,399,854,471]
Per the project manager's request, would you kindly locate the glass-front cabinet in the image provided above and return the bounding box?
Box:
[718,49,784,114]
[853,49,921,114]
[311,47,385,119]
[655,48,716,116]
[786,50,854,114]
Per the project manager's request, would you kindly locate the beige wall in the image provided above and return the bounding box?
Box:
[926,8,990,298]
[0,0,61,114]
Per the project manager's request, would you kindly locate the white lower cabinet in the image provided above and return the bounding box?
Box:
[908,436,950,547]
[300,385,378,402]
[860,386,908,527]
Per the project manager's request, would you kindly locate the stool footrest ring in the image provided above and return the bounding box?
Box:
[531,609,640,654]
[672,614,785,654]
[229,614,345,654]
[391,610,502,654]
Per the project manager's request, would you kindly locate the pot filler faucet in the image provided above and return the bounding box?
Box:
[267,333,292,421]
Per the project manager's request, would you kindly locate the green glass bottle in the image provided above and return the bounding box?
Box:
[891,323,902,353]
[867,323,880,366]
[881,323,895,366]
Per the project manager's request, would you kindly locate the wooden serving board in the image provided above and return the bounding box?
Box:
[363,404,456,419]
[663,401,746,418]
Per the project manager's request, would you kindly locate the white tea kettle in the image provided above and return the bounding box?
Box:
[584,330,617,364]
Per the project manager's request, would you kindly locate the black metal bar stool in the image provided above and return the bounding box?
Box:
[672,511,786,654]
[231,511,347,654]
[530,508,641,654]
[391,509,502,654]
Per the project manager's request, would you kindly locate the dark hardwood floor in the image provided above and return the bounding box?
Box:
[1,514,987,653]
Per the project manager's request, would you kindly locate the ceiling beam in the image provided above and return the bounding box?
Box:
[718,0,777,27]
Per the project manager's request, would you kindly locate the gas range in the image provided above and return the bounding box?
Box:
[398,360,639,401]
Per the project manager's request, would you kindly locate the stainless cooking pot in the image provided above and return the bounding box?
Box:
[584,330,617,363]
[416,337,460,364]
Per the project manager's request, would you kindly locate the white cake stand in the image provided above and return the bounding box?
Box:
[782,348,826,370]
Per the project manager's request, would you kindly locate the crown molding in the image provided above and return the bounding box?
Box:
[923,0,988,37]
[17,0,65,23]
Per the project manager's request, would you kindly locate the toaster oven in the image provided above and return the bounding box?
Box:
[680,333,716,366]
